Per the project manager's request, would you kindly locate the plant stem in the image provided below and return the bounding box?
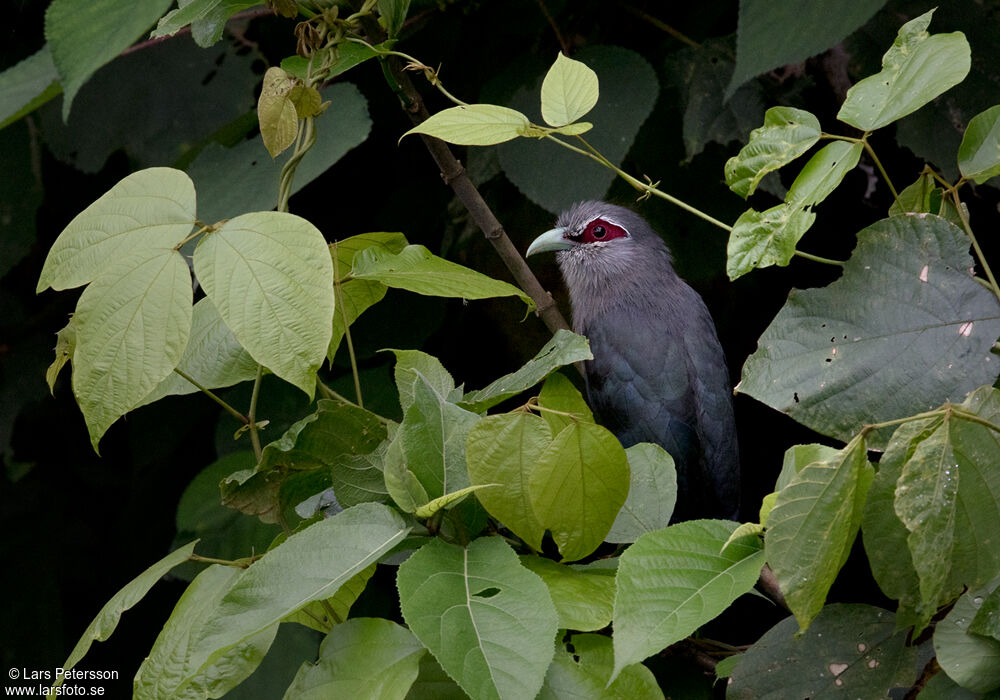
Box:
[622,4,700,48]
[173,368,249,424]
[793,250,845,266]
[946,187,1000,304]
[333,272,364,407]
[861,136,900,205]
[248,364,264,461]
[189,553,255,568]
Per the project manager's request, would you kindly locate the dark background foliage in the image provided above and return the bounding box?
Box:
[2,0,998,694]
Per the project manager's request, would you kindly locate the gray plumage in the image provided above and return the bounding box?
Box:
[527,201,739,520]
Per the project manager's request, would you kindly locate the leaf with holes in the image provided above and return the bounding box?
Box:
[726,203,816,280]
[193,211,333,398]
[838,10,970,132]
[257,66,299,158]
[765,439,874,631]
[738,215,1000,446]
[401,104,531,145]
[396,537,558,700]
[540,634,662,700]
[529,422,629,562]
[612,520,765,680]
[727,604,917,698]
[540,52,599,127]
[724,107,821,199]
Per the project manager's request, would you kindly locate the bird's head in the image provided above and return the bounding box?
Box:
[526,201,673,297]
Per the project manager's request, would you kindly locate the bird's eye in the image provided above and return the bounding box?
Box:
[581,218,628,244]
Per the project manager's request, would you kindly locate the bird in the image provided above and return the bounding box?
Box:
[526,201,739,521]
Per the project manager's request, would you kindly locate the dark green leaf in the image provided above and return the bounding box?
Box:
[0,45,61,129]
[933,580,1000,693]
[726,0,888,97]
[539,634,662,700]
[153,0,262,47]
[605,442,676,544]
[518,557,615,632]
[378,0,411,38]
[727,604,918,698]
[45,0,174,119]
[738,215,1000,446]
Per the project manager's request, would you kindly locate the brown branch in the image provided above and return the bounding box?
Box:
[356,15,572,338]
[120,7,273,57]
[757,564,790,611]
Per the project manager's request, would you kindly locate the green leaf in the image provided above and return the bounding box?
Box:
[726,0,888,98]
[329,233,408,362]
[176,504,409,689]
[893,420,959,624]
[738,215,1000,446]
[72,247,193,448]
[0,45,61,130]
[934,580,1000,693]
[536,371,594,435]
[282,41,395,83]
[665,38,767,162]
[415,484,496,519]
[838,10,971,132]
[916,672,984,700]
[786,140,864,207]
[764,439,874,631]
[727,604,918,698]
[498,46,658,214]
[404,655,466,700]
[388,349,458,415]
[44,0,175,119]
[46,315,77,394]
[518,557,615,632]
[258,67,300,158]
[396,537,558,700]
[864,387,1000,632]
[193,211,334,398]
[726,203,816,280]
[466,413,551,551]
[970,587,1000,641]
[400,374,480,500]
[134,565,278,699]
[540,52,599,127]
[529,422,629,562]
[958,104,1000,184]
[59,541,198,677]
[760,443,840,526]
[283,564,375,633]
[382,431,429,514]
[605,443,677,544]
[283,618,424,700]
[187,83,371,225]
[352,244,533,310]
[889,172,941,216]
[38,167,196,292]
[459,329,592,413]
[401,104,531,146]
[724,107,821,199]
[377,0,411,38]
[612,520,765,679]
[540,634,663,700]
[152,0,262,48]
[138,297,258,407]
[549,122,592,136]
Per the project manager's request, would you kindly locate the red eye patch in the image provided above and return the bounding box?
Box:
[576,218,629,244]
